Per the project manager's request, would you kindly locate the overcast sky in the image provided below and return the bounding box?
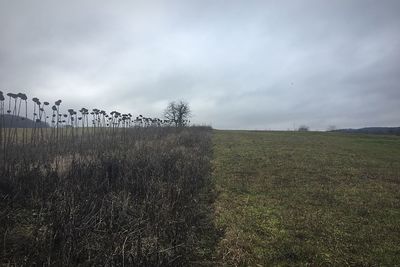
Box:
[0,0,399,130]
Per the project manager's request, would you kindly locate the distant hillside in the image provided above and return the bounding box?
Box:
[332,127,400,135]
[0,114,49,128]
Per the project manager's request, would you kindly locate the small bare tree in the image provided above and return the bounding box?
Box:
[164,100,191,127]
[298,125,309,131]
[327,125,336,131]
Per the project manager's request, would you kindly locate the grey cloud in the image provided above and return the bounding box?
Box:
[0,0,399,130]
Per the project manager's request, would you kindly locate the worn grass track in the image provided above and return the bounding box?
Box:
[212,130,400,266]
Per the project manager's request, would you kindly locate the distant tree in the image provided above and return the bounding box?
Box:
[327,125,336,131]
[164,100,191,127]
[298,125,309,131]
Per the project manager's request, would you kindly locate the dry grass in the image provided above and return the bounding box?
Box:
[0,126,215,266]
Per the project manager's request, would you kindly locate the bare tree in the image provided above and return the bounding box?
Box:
[164,100,191,127]
[327,125,337,131]
[298,125,309,131]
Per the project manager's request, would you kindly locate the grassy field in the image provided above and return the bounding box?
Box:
[2,127,400,265]
[212,130,400,266]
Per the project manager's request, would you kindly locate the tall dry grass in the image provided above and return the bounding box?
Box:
[0,91,214,266]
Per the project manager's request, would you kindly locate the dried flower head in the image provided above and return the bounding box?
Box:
[17,93,27,100]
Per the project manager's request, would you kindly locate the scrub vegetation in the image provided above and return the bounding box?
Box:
[0,91,214,266]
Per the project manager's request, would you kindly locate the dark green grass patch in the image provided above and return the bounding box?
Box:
[212,130,400,266]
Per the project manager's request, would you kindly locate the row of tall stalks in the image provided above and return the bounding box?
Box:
[0,91,214,266]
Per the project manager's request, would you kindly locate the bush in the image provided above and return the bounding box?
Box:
[298,125,309,132]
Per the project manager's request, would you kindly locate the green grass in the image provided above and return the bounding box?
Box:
[212,130,400,266]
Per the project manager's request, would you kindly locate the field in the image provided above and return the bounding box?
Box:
[212,130,400,266]
[1,127,400,266]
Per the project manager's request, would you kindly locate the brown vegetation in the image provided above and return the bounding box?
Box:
[0,91,214,266]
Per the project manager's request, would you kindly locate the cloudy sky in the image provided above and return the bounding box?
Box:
[0,0,399,130]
